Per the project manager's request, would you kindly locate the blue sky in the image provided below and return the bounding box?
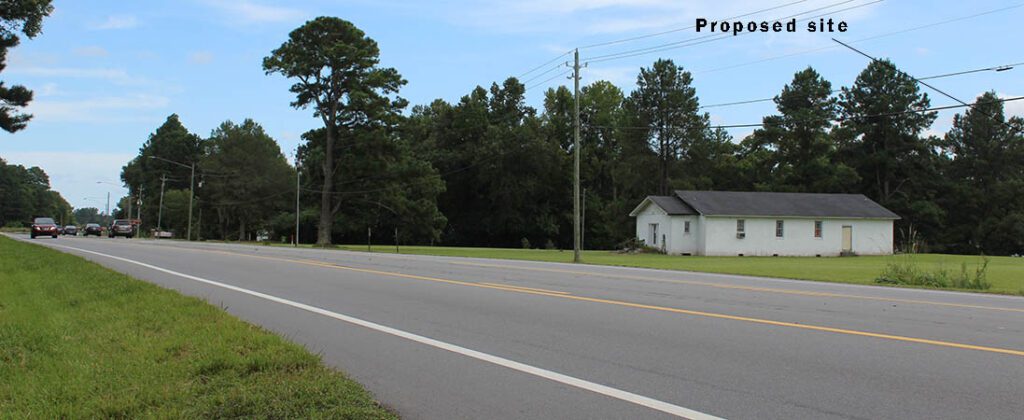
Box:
[1,0,1022,210]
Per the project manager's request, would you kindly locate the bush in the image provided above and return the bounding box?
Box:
[544,239,556,250]
[616,237,664,254]
[520,237,531,249]
[876,257,990,290]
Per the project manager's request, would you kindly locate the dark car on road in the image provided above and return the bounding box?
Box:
[83,223,102,236]
[109,219,134,238]
[62,225,78,236]
[30,217,60,239]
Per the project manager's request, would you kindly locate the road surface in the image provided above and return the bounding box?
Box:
[12,234,1024,419]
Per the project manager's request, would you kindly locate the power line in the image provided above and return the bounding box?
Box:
[521,64,566,85]
[699,60,1023,109]
[831,37,1019,134]
[918,62,1022,81]
[695,3,1024,75]
[526,69,572,91]
[590,96,1024,131]
[577,0,811,50]
[519,50,572,78]
[586,0,879,64]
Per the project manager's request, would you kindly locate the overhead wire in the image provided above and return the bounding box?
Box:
[586,0,879,64]
[588,96,1024,131]
[577,0,811,50]
[694,3,1024,75]
[700,60,1024,109]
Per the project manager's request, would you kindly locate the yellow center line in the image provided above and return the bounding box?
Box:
[480,282,571,295]
[172,247,1024,358]
[76,239,1024,313]
[448,261,1024,314]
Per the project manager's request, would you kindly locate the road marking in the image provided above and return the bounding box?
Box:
[178,247,1024,358]
[480,282,571,295]
[47,243,719,419]
[447,261,1024,314]
[104,238,1024,314]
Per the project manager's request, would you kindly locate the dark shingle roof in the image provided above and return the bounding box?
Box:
[646,196,697,215]
[674,190,900,219]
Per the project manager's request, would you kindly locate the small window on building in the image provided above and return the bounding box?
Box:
[684,221,691,234]
[737,220,745,233]
[776,220,784,238]
[649,223,659,245]
[814,220,823,238]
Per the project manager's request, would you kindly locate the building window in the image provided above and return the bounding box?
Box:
[776,220,784,238]
[684,221,691,234]
[649,223,658,245]
[814,220,823,238]
[736,219,745,238]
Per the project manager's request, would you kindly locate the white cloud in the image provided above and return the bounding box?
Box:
[583,65,636,87]
[7,66,150,86]
[90,15,139,30]
[188,51,214,65]
[26,94,170,123]
[0,152,134,210]
[998,92,1024,118]
[201,0,306,24]
[73,46,110,57]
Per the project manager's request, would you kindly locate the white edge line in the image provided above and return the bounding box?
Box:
[42,241,723,420]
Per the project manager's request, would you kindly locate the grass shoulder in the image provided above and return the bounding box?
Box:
[0,236,396,418]
[328,244,1024,295]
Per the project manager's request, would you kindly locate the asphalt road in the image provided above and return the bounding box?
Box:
[13,234,1024,419]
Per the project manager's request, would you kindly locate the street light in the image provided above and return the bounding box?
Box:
[96,180,123,219]
[149,156,196,241]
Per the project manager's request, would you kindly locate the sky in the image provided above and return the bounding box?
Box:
[1,0,1022,210]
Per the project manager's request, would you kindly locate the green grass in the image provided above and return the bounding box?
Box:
[0,236,396,418]
[315,244,1024,295]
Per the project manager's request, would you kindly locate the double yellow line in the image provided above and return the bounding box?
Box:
[185,247,1024,358]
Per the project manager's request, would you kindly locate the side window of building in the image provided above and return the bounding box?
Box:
[736,219,745,238]
[684,220,691,234]
[776,220,784,238]
[814,220,823,238]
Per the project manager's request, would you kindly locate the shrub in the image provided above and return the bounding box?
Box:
[876,257,990,290]
[520,237,531,249]
[544,239,556,250]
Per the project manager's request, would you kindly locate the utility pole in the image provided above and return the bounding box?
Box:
[582,187,586,251]
[105,191,110,220]
[187,162,195,241]
[571,48,582,263]
[137,186,143,238]
[157,175,167,233]
[295,152,301,247]
[127,189,132,223]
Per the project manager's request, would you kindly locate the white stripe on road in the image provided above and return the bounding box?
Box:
[46,242,723,420]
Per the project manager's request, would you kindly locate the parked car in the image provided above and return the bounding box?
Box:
[62,225,78,236]
[30,217,60,239]
[83,223,102,236]
[108,219,134,238]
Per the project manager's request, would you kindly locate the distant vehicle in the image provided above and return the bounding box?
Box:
[62,225,78,236]
[109,219,134,238]
[83,223,102,236]
[30,217,59,239]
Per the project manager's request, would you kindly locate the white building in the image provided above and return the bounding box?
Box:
[629,191,899,256]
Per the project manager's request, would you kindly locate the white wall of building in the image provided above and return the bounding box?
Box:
[698,217,893,256]
[633,204,670,250]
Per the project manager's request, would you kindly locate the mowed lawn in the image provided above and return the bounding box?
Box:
[0,236,395,418]
[335,244,1024,295]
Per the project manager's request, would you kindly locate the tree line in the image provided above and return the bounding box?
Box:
[0,158,72,227]
[115,17,1023,255]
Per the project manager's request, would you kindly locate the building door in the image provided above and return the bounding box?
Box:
[649,223,658,246]
[841,226,853,253]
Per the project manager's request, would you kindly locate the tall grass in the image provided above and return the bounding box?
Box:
[877,256,991,290]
